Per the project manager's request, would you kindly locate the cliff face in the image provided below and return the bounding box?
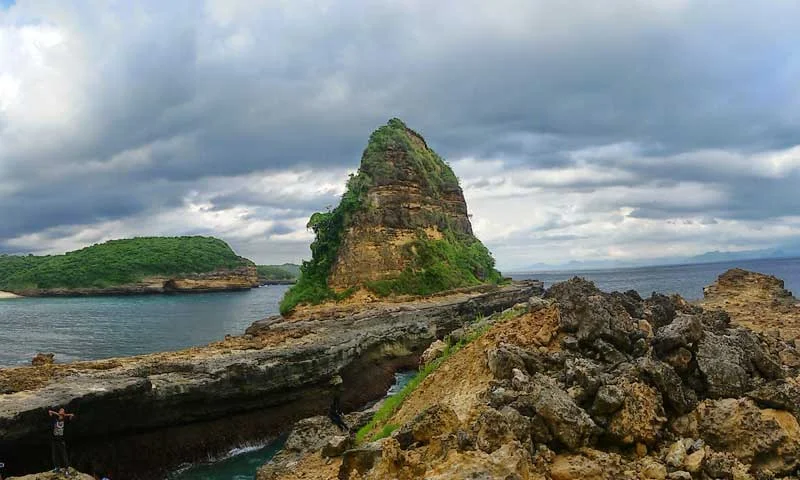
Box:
[282,119,500,314]
[11,265,259,296]
[0,236,260,297]
[0,281,539,479]
[328,124,474,289]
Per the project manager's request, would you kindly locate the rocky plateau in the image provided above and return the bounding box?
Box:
[0,281,539,479]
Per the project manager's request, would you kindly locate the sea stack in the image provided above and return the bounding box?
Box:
[281,118,501,314]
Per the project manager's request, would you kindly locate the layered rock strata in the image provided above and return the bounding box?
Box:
[9,265,260,297]
[261,272,800,480]
[0,281,540,479]
[282,119,501,314]
[702,267,800,341]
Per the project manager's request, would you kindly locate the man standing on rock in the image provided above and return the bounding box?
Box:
[328,375,350,433]
[48,407,75,474]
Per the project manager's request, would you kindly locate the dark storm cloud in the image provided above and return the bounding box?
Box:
[2,0,800,262]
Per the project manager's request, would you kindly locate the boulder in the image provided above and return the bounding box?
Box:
[517,373,597,449]
[337,439,386,480]
[545,278,639,352]
[31,353,55,366]
[549,449,628,480]
[395,404,460,449]
[637,357,697,414]
[746,380,800,415]
[672,398,800,475]
[470,406,531,453]
[607,381,666,446]
[652,314,704,356]
[664,439,686,468]
[420,339,447,367]
[322,435,353,457]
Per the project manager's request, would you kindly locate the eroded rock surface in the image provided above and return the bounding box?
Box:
[263,271,800,480]
[0,281,539,479]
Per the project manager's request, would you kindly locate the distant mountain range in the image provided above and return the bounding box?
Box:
[510,243,800,273]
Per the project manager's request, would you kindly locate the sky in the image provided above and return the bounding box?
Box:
[1,1,799,271]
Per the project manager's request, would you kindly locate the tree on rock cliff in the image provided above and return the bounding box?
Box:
[280,118,501,315]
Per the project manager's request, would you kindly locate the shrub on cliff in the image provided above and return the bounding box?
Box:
[0,236,251,290]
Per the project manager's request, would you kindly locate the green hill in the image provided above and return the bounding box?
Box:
[0,236,252,291]
[256,264,300,282]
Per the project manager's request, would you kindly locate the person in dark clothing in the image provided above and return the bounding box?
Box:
[48,407,75,474]
[327,375,350,433]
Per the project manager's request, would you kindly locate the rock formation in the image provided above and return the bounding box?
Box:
[281,119,501,314]
[702,268,800,341]
[0,236,260,297]
[260,271,800,480]
[7,470,94,480]
[0,281,539,479]
[6,265,260,296]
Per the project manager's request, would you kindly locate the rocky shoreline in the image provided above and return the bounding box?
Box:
[0,290,22,299]
[4,265,260,297]
[0,281,540,479]
[257,269,800,480]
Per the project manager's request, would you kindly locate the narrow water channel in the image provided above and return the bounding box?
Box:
[168,370,417,480]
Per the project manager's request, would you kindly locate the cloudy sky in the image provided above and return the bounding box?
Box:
[1,0,799,270]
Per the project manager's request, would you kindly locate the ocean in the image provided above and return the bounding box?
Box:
[0,285,290,367]
[510,257,800,301]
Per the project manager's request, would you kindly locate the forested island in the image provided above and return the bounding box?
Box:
[0,236,259,296]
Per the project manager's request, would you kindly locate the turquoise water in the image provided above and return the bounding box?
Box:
[167,438,286,480]
[168,370,417,480]
[0,285,289,366]
[511,257,800,301]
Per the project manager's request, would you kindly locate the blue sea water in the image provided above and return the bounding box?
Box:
[510,257,800,301]
[0,285,289,367]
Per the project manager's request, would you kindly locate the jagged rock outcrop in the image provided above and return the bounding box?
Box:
[281,119,501,314]
[263,270,800,480]
[702,268,800,341]
[0,281,539,479]
[7,470,94,480]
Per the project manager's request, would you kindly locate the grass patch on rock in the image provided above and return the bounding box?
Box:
[355,314,501,444]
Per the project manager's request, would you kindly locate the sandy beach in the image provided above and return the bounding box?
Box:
[0,291,22,299]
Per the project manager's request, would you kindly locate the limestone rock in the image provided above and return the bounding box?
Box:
[519,373,597,450]
[545,278,638,352]
[31,352,55,366]
[322,435,353,458]
[672,398,800,475]
[338,439,386,480]
[664,439,687,468]
[7,470,94,480]
[420,340,447,367]
[652,314,704,356]
[395,404,460,449]
[607,381,666,446]
[282,118,501,311]
[550,449,628,480]
[637,457,667,480]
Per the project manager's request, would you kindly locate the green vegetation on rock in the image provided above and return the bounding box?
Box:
[0,236,251,291]
[256,264,298,281]
[366,231,501,297]
[280,118,501,315]
[355,310,508,444]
